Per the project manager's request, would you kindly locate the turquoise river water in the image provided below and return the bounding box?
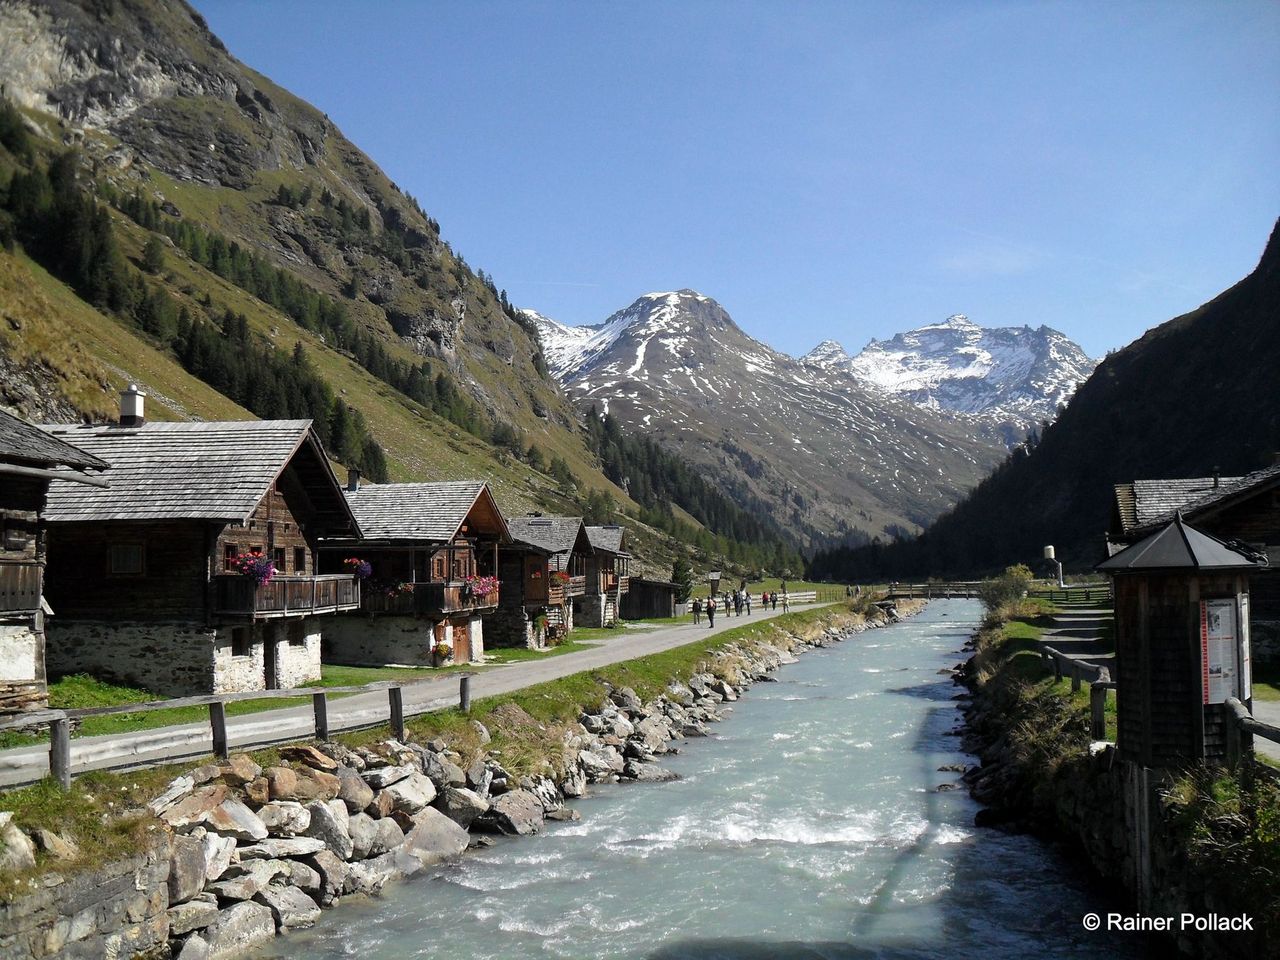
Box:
[255,600,1148,959]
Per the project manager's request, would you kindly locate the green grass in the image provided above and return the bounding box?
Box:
[483,641,596,664]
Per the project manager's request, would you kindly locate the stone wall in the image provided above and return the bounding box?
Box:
[212,625,264,695]
[272,623,322,690]
[47,621,218,697]
[322,615,435,667]
[0,616,42,685]
[487,603,539,650]
[0,834,170,960]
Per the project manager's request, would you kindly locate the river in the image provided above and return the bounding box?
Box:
[255,600,1146,959]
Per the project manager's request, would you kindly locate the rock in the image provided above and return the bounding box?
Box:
[579,713,608,735]
[244,777,270,807]
[200,901,277,959]
[935,783,959,793]
[175,933,210,960]
[283,859,321,896]
[399,807,469,867]
[237,837,327,859]
[545,807,581,822]
[473,789,544,836]
[264,765,299,801]
[609,714,635,738]
[347,850,418,894]
[147,775,195,816]
[632,717,670,753]
[560,764,587,799]
[465,759,492,795]
[30,828,78,861]
[204,799,268,842]
[201,832,237,882]
[682,723,709,737]
[218,754,262,786]
[0,822,36,871]
[624,761,680,783]
[369,817,404,857]
[280,744,339,771]
[256,800,310,837]
[362,764,415,789]
[169,834,208,905]
[191,764,222,786]
[335,765,374,813]
[303,800,353,860]
[383,772,436,814]
[470,719,491,744]
[292,766,341,803]
[348,812,378,860]
[434,787,490,830]
[254,884,321,930]
[365,790,395,819]
[208,859,289,901]
[168,899,220,936]
[317,740,364,770]
[161,784,230,830]
[425,738,447,753]
[666,682,695,707]
[610,686,644,714]
[422,752,467,791]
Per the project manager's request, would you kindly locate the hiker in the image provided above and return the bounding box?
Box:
[707,596,716,628]
[771,591,778,610]
[745,591,752,615]
[846,585,853,598]
[692,597,702,625]
[734,591,743,616]
[782,591,790,613]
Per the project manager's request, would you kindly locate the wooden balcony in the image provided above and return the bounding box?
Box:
[214,575,360,619]
[567,575,587,597]
[601,573,631,594]
[0,560,42,613]
[361,581,500,617]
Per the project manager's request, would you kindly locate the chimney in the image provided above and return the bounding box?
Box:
[1213,467,1220,488]
[119,384,146,427]
[346,467,360,492]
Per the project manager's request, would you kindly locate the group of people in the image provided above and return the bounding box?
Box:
[690,587,788,628]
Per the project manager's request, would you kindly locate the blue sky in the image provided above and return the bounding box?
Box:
[198,1,1278,360]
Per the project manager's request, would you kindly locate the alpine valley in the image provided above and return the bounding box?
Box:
[531,294,1096,548]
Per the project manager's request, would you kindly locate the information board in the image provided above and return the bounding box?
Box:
[1200,598,1240,705]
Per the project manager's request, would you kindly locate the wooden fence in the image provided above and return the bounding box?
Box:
[1038,643,1114,740]
[0,674,478,790]
[1225,697,1280,769]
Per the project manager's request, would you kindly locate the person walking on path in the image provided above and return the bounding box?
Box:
[782,591,790,613]
[706,597,716,628]
[771,591,778,611]
[745,591,752,615]
[692,597,702,625]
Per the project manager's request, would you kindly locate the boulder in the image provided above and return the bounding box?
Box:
[470,719,491,744]
[168,834,208,905]
[200,901,277,959]
[292,766,341,803]
[368,817,404,857]
[335,765,374,814]
[303,800,353,860]
[666,682,695,707]
[237,837,327,859]
[218,754,262,786]
[264,766,299,801]
[560,764,587,799]
[201,832,238,882]
[632,717,671,754]
[708,678,737,701]
[425,738,447,753]
[623,761,679,783]
[30,828,78,861]
[546,807,581,822]
[301,849,349,905]
[168,898,220,936]
[243,777,270,807]
[473,789,544,836]
[465,759,492,795]
[203,799,268,842]
[383,772,436,814]
[434,786,490,830]
[147,775,195,816]
[365,790,395,819]
[161,784,230,830]
[347,813,375,860]
[282,859,322,897]
[0,822,36,871]
[610,686,644,714]
[208,859,289,902]
[347,850,417,894]
[256,800,310,837]
[175,933,210,960]
[609,714,635,738]
[362,764,414,789]
[317,740,365,770]
[280,744,339,771]
[422,752,467,791]
[399,807,469,867]
[254,884,321,930]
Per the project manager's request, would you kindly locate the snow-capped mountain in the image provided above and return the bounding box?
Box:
[529,291,1010,546]
[803,315,1096,425]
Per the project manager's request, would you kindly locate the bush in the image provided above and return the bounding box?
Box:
[978,563,1034,615]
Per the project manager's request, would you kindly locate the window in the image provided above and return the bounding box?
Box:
[108,543,144,576]
[273,548,286,570]
[223,544,238,571]
[288,623,306,647]
[2,518,30,552]
[294,547,307,574]
[231,627,252,657]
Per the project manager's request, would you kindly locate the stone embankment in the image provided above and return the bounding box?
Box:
[0,602,919,960]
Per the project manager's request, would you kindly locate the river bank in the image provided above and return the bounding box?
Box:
[0,600,912,959]
[958,603,1277,958]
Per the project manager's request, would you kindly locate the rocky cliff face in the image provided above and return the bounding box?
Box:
[533,291,1010,546]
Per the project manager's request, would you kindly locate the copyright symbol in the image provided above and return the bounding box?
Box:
[1082,913,1100,931]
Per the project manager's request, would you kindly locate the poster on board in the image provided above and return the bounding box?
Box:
[1200,598,1239,705]
[1240,594,1252,701]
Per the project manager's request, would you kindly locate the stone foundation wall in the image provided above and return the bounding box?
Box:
[574,594,607,629]
[0,834,170,960]
[48,621,218,697]
[212,625,265,695]
[0,616,43,685]
[273,624,322,690]
[322,615,435,667]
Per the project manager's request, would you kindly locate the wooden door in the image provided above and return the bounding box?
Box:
[453,622,472,663]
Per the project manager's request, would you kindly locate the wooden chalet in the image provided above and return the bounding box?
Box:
[39,388,362,696]
[576,524,632,627]
[1111,462,1280,666]
[620,577,679,621]
[0,410,107,714]
[318,479,510,665]
[493,515,593,648]
[1108,475,1242,553]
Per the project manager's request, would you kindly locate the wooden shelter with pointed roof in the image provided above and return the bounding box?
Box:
[492,515,594,648]
[577,524,632,627]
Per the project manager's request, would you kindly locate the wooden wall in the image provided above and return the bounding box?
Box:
[216,482,312,575]
[1,477,46,565]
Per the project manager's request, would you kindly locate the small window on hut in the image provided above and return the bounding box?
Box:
[108,543,145,576]
[2,519,30,552]
[223,544,238,571]
[294,548,307,574]
[273,548,286,570]
[231,627,252,657]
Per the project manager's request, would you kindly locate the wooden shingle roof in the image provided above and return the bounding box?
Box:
[0,410,107,472]
[39,420,349,526]
[507,516,589,556]
[342,481,510,544]
[586,524,628,556]
[1113,477,1241,537]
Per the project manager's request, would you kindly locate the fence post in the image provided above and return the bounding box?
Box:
[1071,665,1081,693]
[459,675,471,714]
[312,692,329,741]
[1090,685,1107,740]
[388,686,405,741]
[49,717,71,790]
[1053,656,1063,682]
[209,701,228,759]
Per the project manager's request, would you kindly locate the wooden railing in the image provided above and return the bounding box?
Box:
[567,575,587,597]
[214,575,360,618]
[1040,644,1114,740]
[0,560,41,612]
[360,581,499,616]
[1225,697,1280,769]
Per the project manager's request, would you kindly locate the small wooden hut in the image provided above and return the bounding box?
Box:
[494,515,592,648]
[576,525,631,627]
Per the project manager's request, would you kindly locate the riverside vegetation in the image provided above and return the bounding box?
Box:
[0,598,913,958]
[958,570,1279,956]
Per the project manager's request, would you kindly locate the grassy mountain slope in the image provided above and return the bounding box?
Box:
[809,220,1280,579]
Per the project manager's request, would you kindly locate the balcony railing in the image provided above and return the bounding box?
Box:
[567,575,587,597]
[361,581,500,616]
[0,560,41,613]
[601,573,631,594]
[214,575,360,618]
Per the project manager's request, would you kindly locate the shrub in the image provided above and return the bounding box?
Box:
[978,564,1034,615]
